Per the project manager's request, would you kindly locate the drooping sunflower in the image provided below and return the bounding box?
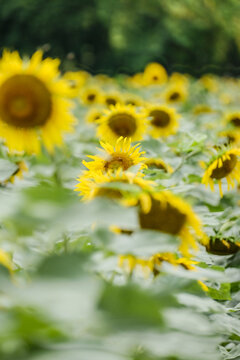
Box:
[144,158,173,173]
[142,62,168,86]
[0,50,76,154]
[205,236,240,256]
[75,169,154,202]
[146,104,179,138]
[80,87,102,105]
[165,84,187,104]
[218,130,240,147]
[97,104,147,143]
[137,191,207,257]
[82,137,146,173]
[201,148,240,197]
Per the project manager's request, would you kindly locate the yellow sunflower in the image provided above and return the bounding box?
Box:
[218,130,240,147]
[63,70,89,96]
[142,62,168,86]
[97,104,147,143]
[147,104,179,138]
[204,236,240,256]
[82,137,146,173]
[137,191,207,257]
[119,251,208,290]
[75,169,154,202]
[0,50,76,154]
[103,92,123,108]
[144,158,173,173]
[80,87,102,105]
[119,252,198,277]
[201,148,240,197]
[123,93,144,107]
[165,84,187,103]
[199,74,218,93]
[225,111,240,128]
[86,107,105,124]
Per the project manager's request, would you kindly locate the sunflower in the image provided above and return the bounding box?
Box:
[218,130,240,147]
[142,62,168,86]
[193,104,213,115]
[146,104,179,138]
[86,107,105,124]
[123,93,144,107]
[119,252,198,277]
[205,236,240,255]
[82,137,146,173]
[199,74,218,92]
[201,148,240,197]
[63,70,89,97]
[97,104,147,143]
[75,169,154,202]
[165,84,187,103]
[137,191,207,257]
[225,111,240,128]
[103,92,123,108]
[144,158,173,173]
[80,87,102,105]
[0,50,76,154]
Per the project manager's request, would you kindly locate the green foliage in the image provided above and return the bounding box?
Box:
[0,0,240,74]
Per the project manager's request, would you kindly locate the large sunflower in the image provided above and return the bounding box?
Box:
[147,104,179,138]
[0,50,75,154]
[82,137,146,173]
[137,191,207,257]
[201,148,240,197]
[97,104,147,143]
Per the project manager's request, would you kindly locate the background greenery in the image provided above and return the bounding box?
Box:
[1,0,240,75]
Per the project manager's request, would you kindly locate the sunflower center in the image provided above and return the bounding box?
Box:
[87,94,96,102]
[108,113,137,137]
[231,117,240,127]
[169,92,180,101]
[150,110,170,128]
[104,154,133,171]
[139,197,186,235]
[96,186,123,199]
[106,98,117,106]
[210,154,237,179]
[147,162,167,172]
[0,74,52,128]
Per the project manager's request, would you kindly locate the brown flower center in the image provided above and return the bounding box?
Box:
[146,161,167,172]
[231,117,240,127]
[106,97,117,107]
[87,93,96,102]
[108,113,137,137]
[206,237,239,255]
[0,74,52,128]
[139,197,186,235]
[210,154,237,179]
[150,110,170,128]
[169,92,180,101]
[104,155,133,171]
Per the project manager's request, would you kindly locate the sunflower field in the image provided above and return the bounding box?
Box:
[0,51,240,360]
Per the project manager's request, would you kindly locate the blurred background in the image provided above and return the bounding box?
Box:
[1,0,240,76]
